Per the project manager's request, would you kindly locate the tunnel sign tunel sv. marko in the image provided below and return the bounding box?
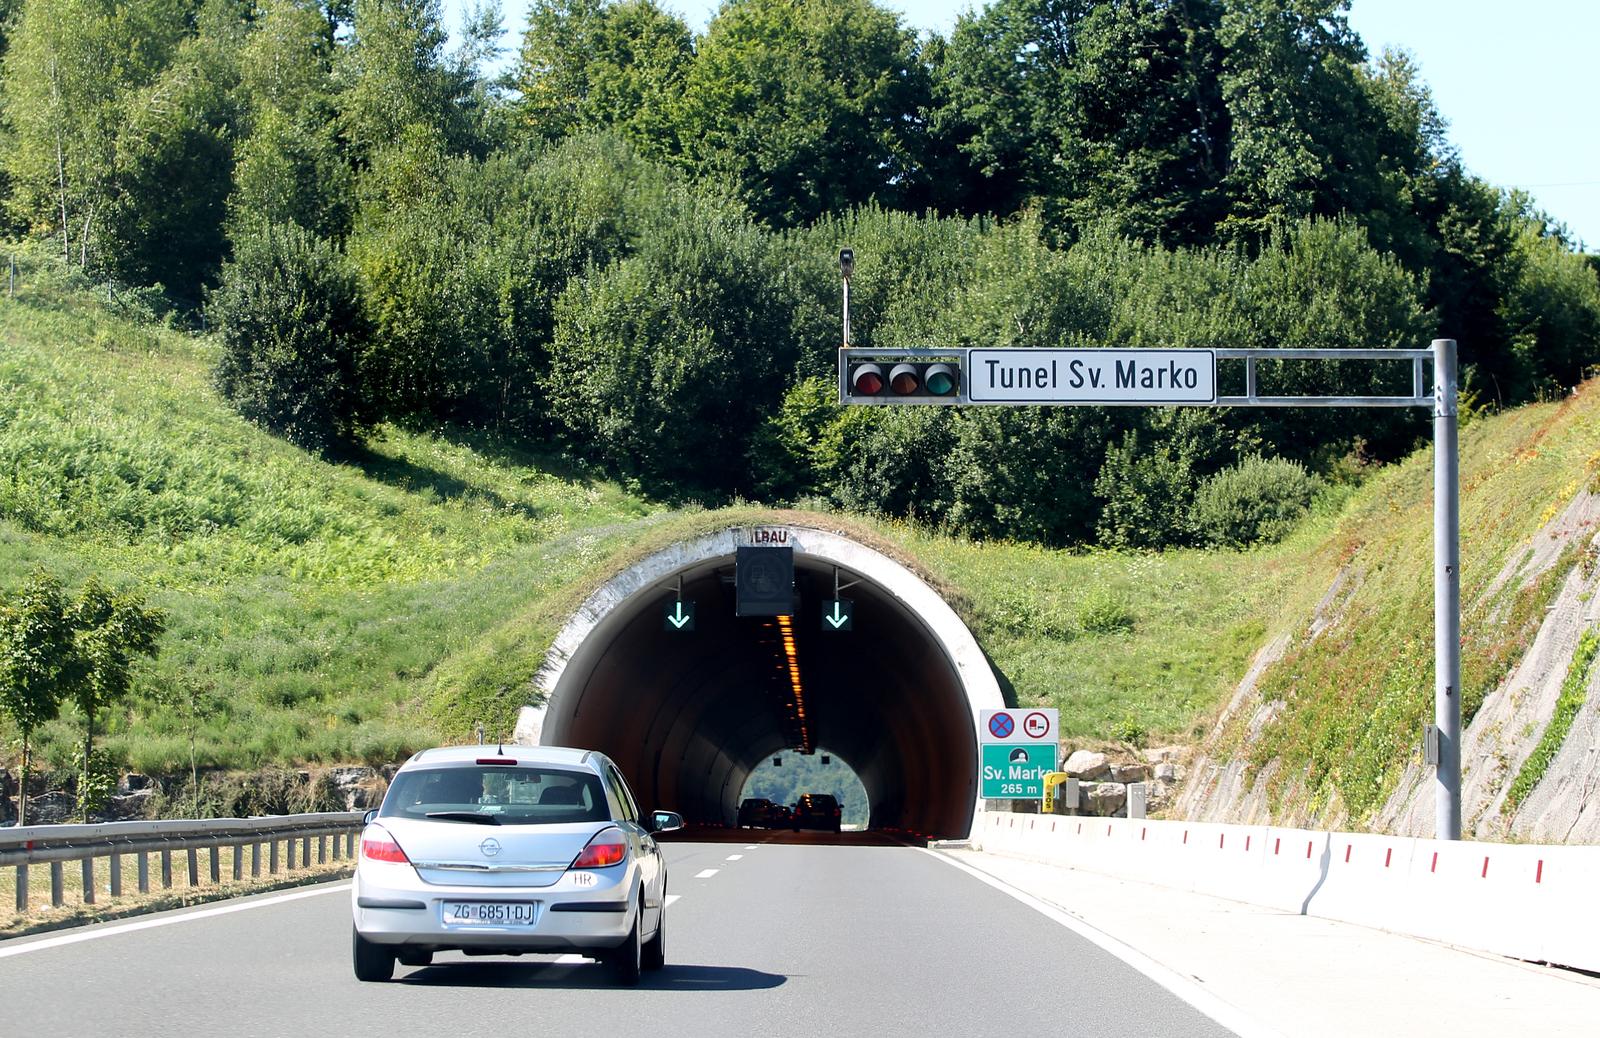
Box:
[968,349,1216,404]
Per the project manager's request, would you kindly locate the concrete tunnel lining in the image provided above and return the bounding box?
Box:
[513,525,1003,839]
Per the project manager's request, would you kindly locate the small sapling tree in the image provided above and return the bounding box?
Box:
[0,571,78,826]
[68,578,165,820]
[155,673,223,817]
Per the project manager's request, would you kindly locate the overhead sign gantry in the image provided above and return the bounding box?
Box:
[834,250,1465,841]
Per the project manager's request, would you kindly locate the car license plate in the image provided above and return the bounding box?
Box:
[441,901,537,926]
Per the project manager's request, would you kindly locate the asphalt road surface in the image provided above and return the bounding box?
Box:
[0,830,1233,1037]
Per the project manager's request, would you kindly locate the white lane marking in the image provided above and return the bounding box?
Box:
[553,953,587,965]
[0,883,352,960]
[693,868,719,879]
[921,851,1281,1038]
[744,845,757,850]
[665,894,681,907]
[725,854,744,861]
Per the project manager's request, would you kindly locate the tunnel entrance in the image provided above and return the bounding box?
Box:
[513,524,1002,839]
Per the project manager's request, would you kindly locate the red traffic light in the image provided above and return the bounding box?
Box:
[851,363,885,395]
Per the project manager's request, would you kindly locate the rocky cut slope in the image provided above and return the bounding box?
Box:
[1177,379,1600,841]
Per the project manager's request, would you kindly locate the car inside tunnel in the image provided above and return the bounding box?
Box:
[534,552,983,839]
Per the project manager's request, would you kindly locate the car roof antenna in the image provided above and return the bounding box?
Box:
[498,731,505,756]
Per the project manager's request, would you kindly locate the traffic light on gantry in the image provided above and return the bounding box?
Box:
[844,358,960,404]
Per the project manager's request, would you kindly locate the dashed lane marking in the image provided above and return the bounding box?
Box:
[694,869,719,879]
[726,854,744,861]
[665,894,681,906]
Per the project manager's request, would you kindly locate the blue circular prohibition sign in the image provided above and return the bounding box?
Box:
[989,713,1015,738]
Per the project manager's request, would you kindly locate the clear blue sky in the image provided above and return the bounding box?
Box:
[452,0,1599,249]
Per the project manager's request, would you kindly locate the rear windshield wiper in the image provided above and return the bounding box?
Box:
[424,811,500,825]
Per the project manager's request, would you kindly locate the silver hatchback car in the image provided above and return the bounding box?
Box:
[350,745,683,984]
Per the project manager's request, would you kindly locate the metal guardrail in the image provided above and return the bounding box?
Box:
[2,812,365,913]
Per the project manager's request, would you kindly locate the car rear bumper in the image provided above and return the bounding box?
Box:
[352,868,639,952]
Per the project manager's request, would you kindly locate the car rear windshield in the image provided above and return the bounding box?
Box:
[380,766,610,825]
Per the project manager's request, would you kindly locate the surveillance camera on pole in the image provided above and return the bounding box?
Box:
[839,248,854,347]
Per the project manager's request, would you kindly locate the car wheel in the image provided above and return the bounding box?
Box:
[642,898,666,971]
[352,926,395,982]
[611,898,643,986]
[397,948,433,968]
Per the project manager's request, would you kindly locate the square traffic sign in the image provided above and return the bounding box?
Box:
[981,743,1058,799]
[662,599,695,632]
[821,598,853,631]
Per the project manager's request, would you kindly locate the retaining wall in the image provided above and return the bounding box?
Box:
[975,811,1600,972]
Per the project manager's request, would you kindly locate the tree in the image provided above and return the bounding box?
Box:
[229,0,352,240]
[514,0,693,154]
[0,572,76,827]
[212,220,373,452]
[1,0,191,267]
[153,674,223,817]
[1216,0,1371,240]
[672,0,932,227]
[937,0,1231,243]
[67,578,164,820]
[98,13,248,297]
[545,188,796,494]
[341,0,486,163]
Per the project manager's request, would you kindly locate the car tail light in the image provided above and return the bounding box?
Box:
[361,826,410,864]
[476,758,517,766]
[571,827,627,869]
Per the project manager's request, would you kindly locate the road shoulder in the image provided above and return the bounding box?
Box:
[940,848,1600,1038]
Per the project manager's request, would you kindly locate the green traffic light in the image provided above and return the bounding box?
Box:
[925,364,957,396]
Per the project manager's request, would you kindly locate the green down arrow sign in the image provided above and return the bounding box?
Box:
[822,598,853,632]
[663,599,695,632]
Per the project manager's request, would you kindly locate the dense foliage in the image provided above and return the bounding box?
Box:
[211,220,372,453]
[0,0,1596,550]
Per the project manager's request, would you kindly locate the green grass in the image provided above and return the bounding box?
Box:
[1504,627,1600,813]
[0,252,665,773]
[5,247,1600,830]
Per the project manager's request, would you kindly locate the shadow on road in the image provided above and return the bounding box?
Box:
[399,961,787,991]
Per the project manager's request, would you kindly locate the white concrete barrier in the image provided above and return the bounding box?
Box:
[974,811,1600,972]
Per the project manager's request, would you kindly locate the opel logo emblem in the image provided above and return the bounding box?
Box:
[479,838,502,857]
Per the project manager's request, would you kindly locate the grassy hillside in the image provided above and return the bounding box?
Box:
[1229,381,1600,823]
[4,266,1598,835]
[0,268,665,772]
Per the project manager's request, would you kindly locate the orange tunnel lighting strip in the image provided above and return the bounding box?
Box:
[776,614,811,753]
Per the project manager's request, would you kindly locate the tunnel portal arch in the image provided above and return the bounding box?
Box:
[513,525,1002,839]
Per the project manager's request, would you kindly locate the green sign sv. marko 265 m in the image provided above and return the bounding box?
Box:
[980,743,1058,799]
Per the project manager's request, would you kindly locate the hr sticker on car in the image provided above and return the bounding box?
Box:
[571,872,597,886]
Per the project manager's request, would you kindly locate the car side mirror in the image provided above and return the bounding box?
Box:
[361,808,379,826]
[650,810,684,834]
